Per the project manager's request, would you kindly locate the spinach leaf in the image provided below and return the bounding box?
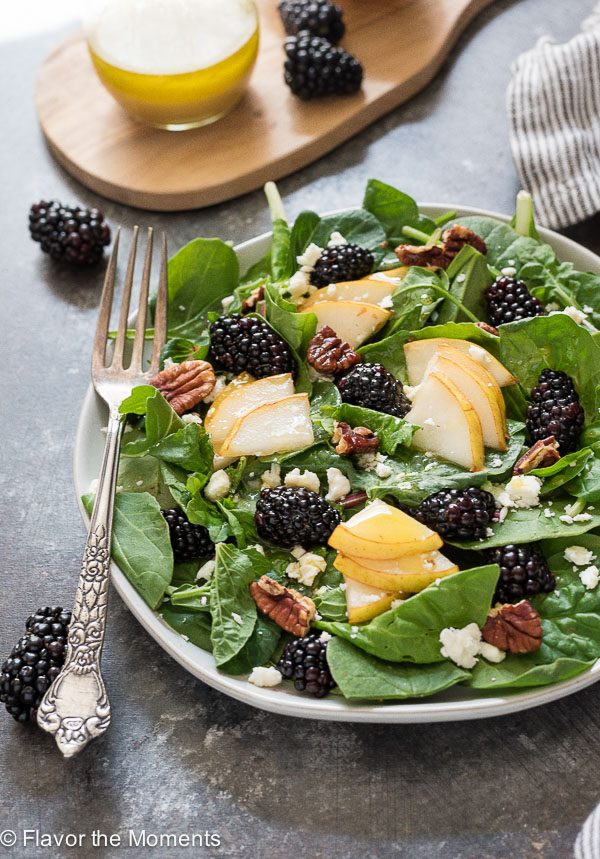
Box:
[159,605,213,651]
[358,329,409,379]
[387,267,445,333]
[159,336,210,367]
[314,585,347,622]
[328,638,469,701]
[117,455,181,509]
[119,385,157,416]
[532,448,593,497]
[568,454,600,502]
[317,564,498,663]
[362,179,436,242]
[167,238,239,339]
[169,581,211,611]
[209,544,263,667]
[290,210,320,259]
[310,209,386,254]
[310,380,342,438]
[186,476,231,543]
[148,424,214,473]
[263,282,315,393]
[436,245,492,324]
[323,403,415,454]
[220,616,282,675]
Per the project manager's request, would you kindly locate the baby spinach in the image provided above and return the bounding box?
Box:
[314,586,348,623]
[309,208,387,254]
[387,267,445,333]
[264,282,315,393]
[209,544,264,667]
[358,329,409,379]
[362,178,436,243]
[323,403,415,454]
[159,336,209,367]
[159,606,213,652]
[436,245,492,324]
[290,210,321,259]
[220,616,281,675]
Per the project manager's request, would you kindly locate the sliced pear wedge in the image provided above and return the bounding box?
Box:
[404,338,516,387]
[300,279,396,309]
[405,371,485,471]
[335,550,458,593]
[206,373,295,453]
[368,266,409,281]
[301,300,391,348]
[343,575,404,624]
[219,394,314,457]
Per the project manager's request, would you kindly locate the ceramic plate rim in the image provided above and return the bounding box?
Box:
[73,202,600,723]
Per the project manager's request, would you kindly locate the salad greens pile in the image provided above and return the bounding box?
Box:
[84,178,600,703]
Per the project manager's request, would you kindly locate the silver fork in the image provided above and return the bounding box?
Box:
[37,226,168,758]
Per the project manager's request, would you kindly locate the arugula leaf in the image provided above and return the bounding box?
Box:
[166,238,239,338]
[317,565,498,663]
[323,403,415,455]
[328,638,469,701]
[362,179,436,242]
[119,385,157,416]
[159,605,213,651]
[209,544,264,667]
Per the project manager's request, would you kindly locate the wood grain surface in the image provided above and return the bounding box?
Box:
[36,0,495,211]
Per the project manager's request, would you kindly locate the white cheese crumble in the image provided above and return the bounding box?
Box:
[356,452,393,479]
[284,468,321,494]
[501,266,517,277]
[550,305,588,325]
[493,475,542,509]
[181,412,203,425]
[325,467,351,502]
[560,514,574,525]
[286,270,316,304]
[285,551,327,587]
[375,460,393,479]
[564,546,596,566]
[580,565,600,590]
[261,462,282,489]
[390,598,405,610]
[203,375,227,404]
[489,455,503,469]
[196,559,216,581]
[297,242,324,269]
[403,384,418,400]
[248,666,282,688]
[479,642,506,664]
[379,294,394,309]
[456,273,466,283]
[544,508,555,518]
[574,513,592,523]
[423,417,436,427]
[232,612,244,626]
[319,631,333,643]
[328,231,348,247]
[439,623,482,670]
[221,295,235,313]
[204,469,231,501]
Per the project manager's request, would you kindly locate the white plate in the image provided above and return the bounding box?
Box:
[74,204,600,723]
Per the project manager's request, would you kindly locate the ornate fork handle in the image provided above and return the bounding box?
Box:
[38,406,124,757]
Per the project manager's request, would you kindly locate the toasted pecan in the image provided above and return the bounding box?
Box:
[150,359,216,415]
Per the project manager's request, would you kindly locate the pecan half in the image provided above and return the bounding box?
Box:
[250,575,316,636]
[395,243,451,269]
[442,224,487,258]
[482,600,543,654]
[307,325,361,375]
[241,285,265,314]
[150,359,216,415]
[513,436,560,475]
[475,321,499,337]
[332,421,379,455]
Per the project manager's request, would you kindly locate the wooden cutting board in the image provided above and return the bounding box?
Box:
[36,0,495,211]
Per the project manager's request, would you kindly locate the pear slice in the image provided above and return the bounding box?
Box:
[205,373,295,453]
[335,550,458,593]
[343,575,403,624]
[405,371,485,471]
[329,499,442,560]
[427,350,507,451]
[301,300,391,348]
[300,279,396,309]
[219,394,314,457]
[368,266,409,281]
[404,338,516,387]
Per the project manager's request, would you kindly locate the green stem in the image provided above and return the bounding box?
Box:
[434,210,457,226]
[264,181,287,225]
[392,283,480,323]
[513,190,536,238]
[170,586,210,606]
[401,225,434,244]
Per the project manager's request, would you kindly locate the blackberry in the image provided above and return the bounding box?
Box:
[487,543,555,604]
[414,487,496,542]
[279,0,345,42]
[277,632,335,697]
[311,243,374,287]
[255,487,341,548]
[209,314,296,378]
[526,369,585,453]
[161,508,215,562]
[29,200,111,265]
[283,33,363,100]
[336,362,410,418]
[484,275,545,326]
[0,606,71,722]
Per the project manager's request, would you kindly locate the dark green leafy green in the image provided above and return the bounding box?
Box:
[362,178,436,242]
[159,606,213,651]
[159,336,210,367]
[209,544,263,667]
[220,616,281,675]
[436,245,492,324]
[323,403,415,455]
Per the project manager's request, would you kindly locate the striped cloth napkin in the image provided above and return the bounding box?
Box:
[576,802,600,858]
[507,4,600,230]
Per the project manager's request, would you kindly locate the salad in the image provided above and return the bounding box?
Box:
[83,178,600,703]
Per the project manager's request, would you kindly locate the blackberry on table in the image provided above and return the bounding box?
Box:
[209,314,296,378]
[255,487,341,548]
[414,487,496,542]
[161,508,215,562]
[526,369,585,453]
[29,200,111,266]
[279,0,345,42]
[484,275,545,326]
[284,33,363,100]
[487,543,555,604]
[336,363,410,418]
[0,607,71,722]
[277,632,335,697]
[311,243,374,287]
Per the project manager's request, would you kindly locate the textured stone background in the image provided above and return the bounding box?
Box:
[1,2,600,857]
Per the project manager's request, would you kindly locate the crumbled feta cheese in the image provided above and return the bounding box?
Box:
[203,375,227,404]
[181,412,203,425]
[495,475,542,509]
[297,242,323,269]
[489,455,503,469]
[580,565,600,590]
[375,461,393,479]
[573,513,593,522]
[584,305,594,314]
[423,417,436,427]
[135,479,144,487]
[564,546,596,566]
[325,467,351,502]
[350,625,359,633]
[284,468,320,494]
[479,642,506,663]
[319,631,333,643]
[196,559,216,581]
[339,582,347,591]
[178,304,186,312]
[545,302,560,312]
[439,623,482,670]
[232,612,244,626]
[390,598,405,610]
[286,270,315,304]
[261,463,282,489]
[560,514,574,525]
[248,666,282,688]
[403,384,418,400]
[498,506,508,523]
[221,295,235,313]
[456,273,466,283]
[552,305,588,325]
[328,231,347,247]
[501,266,517,277]
[204,469,231,501]
[379,294,394,309]
[286,551,327,587]
[544,508,555,518]
[486,527,494,537]
[356,451,378,470]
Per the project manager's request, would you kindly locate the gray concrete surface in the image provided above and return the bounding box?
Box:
[1,1,600,856]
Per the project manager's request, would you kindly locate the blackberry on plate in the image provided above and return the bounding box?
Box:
[209,314,296,378]
[336,362,410,418]
[414,487,496,542]
[283,33,363,100]
[484,275,545,326]
[311,243,374,287]
[487,543,555,604]
[161,508,215,562]
[29,200,111,266]
[255,486,341,548]
[526,369,585,453]
[277,632,335,697]
[0,606,71,722]
[279,0,345,42]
